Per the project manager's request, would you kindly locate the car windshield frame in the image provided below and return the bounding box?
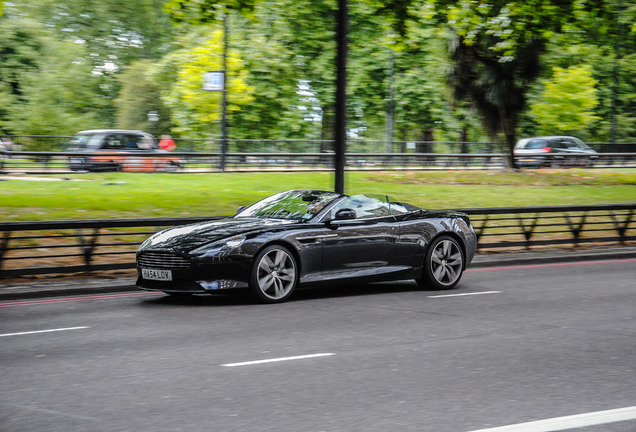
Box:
[235,191,423,223]
[235,190,343,222]
[317,194,421,222]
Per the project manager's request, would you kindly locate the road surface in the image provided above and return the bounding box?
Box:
[1,259,635,431]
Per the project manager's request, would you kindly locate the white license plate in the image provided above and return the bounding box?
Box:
[142,268,172,281]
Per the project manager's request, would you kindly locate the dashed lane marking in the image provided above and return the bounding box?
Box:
[222,353,336,367]
[466,406,636,432]
[428,291,501,298]
[0,326,89,337]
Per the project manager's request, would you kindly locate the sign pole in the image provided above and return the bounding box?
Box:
[334,0,348,194]
[220,13,229,172]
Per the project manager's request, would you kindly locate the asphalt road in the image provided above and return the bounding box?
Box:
[1,259,635,432]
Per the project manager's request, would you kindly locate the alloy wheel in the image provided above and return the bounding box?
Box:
[430,239,463,286]
[253,246,298,302]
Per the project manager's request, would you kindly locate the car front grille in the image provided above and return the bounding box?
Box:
[137,252,191,270]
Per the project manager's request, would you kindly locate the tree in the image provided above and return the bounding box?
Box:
[4,0,180,126]
[0,19,106,139]
[230,9,319,144]
[436,1,558,164]
[114,60,172,135]
[374,0,630,164]
[0,19,43,134]
[154,27,254,140]
[530,66,600,136]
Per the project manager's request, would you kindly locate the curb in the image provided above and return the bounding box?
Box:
[1,247,635,301]
[470,247,636,268]
[0,278,137,301]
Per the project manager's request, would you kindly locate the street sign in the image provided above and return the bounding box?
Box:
[203,71,225,91]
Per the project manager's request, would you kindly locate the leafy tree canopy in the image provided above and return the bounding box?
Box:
[530,66,600,135]
[154,27,254,138]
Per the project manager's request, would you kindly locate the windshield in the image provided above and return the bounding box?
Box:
[325,194,420,220]
[235,190,342,221]
[70,133,107,150]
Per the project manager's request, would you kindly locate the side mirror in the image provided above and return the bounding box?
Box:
[334,208,356,220]
[236,205,246,214]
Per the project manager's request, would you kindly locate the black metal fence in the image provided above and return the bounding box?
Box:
[1,204,634,279]
[2,150,636,173]
[3,135,636,153]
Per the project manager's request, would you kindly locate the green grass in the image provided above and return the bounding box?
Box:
[1,169,635,221]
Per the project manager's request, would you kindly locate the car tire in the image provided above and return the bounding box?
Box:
[418,235,464,290]
[166,162,181,172]
[249,245,298,303]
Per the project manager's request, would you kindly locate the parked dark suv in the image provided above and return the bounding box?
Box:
[514,136,598,168]
[67,129,181,172]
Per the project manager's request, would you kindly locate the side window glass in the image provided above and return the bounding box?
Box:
[528,140,546,149]
[139,135,154,150]
[328,196,392,220]
[125,134,142,150]
[104,135,124,150]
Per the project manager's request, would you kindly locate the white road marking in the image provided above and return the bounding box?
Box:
[428,291,501,298]
[222,353,336,367]
[466,406,636,432]
[0,326,89,337]
[5,402,100,422]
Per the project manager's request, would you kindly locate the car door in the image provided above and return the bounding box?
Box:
[93,133,126,170]
[319,196,401,279]
[122,133,153,172]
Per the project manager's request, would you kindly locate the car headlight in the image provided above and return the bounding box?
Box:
[191,235,246,257]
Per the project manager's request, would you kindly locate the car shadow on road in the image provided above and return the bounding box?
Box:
[137,280,423,307]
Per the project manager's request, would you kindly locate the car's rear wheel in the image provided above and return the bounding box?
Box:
[249,245,298,303]
[418,235,464,290]
[166,161,181,172]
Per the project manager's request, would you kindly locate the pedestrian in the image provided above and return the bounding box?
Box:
[159,135,176,151]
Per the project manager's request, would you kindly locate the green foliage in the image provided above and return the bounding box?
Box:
[530,66,600,135]
[3,0,180,128]
[230,10,315,142]
[0,19,43,134]
[0,19,105,138]
[165,0,257,24]
[154,26,254,138]
[434,0,563,160]
[114,60,172,134]
[1,0,635,148]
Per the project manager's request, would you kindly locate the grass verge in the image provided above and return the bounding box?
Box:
[1,168,635,221]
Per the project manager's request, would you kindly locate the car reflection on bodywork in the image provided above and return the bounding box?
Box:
[136,190,477,303]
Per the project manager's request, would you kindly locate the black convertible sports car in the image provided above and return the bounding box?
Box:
[136,190,476,303]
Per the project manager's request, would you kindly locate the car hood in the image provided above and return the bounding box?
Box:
[139,217,297,252]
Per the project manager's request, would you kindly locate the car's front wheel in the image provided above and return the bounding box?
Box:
[249,245,298,303]
[418,235,464,290]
